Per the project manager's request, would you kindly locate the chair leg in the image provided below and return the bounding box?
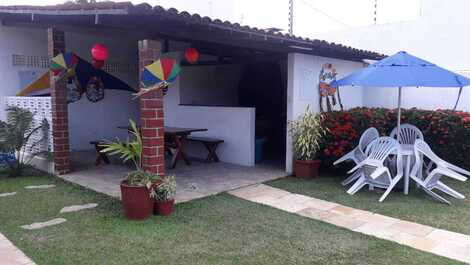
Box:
[369,184,374,191]
[435,181,465,199]
[379,176,401,202]
[347,176,367,195]
[422,187,451,204]
[341,171,361,186]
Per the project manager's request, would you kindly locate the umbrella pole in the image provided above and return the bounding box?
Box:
[397,86,402,137]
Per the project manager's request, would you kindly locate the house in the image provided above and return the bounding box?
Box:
[0,2,384,178]
[316,0,470,112]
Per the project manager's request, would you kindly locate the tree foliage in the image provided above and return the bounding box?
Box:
[0,107,49,177]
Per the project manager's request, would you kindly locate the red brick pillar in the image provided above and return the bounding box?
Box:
[138,40,165,176]
[48,28,71,175]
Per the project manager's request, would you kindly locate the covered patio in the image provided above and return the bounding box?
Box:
[61,150,286,202]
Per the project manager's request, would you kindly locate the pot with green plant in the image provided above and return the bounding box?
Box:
[289,106,327,178]
[100,120,159,220]
[152,175,176,216]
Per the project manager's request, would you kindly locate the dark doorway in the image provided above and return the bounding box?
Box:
[238,60,287,166]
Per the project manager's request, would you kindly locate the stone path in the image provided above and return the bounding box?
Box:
[0,232,36,265]
[60,203,98,213]
[0,192,16,197]
[21,218,67,230]
[24,184,55,190]
[229,184,470,264]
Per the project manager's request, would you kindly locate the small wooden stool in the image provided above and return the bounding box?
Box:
[187,136,224,163]
[90,141,110,166]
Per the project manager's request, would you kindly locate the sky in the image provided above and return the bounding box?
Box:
[0,0,421,37]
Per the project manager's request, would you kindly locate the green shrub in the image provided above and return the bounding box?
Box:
[321,107,470,170]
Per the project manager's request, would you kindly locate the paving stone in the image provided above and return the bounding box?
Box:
[353,222,400,240]
[322,212,367,230]
[354,213,399,226]
[0,249,35,265]
[270,198,311,213]
[297,208,329,220]
[330,205,358,216]
[426,229,470,247]
[431,242,470,264]
[24,184,56,190]
[389,220,435,237]
[60,203,98,213]
[0,192,16,198]
[21,218,67,230]
[228,184,290,200]
[301,197,339,211]
[0,232,36,265]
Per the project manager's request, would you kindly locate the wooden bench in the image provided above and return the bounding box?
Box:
[90,141,110,166]
[187,136,224,163]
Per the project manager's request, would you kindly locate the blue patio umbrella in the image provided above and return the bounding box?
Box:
[332,51,470,132]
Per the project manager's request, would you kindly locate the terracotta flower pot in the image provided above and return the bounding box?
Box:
[294,160,321,178]
[120,180,153,220]
[154,199,175,216]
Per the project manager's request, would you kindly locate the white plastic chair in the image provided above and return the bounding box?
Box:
[410,140,468,204]
[347,137,403,202]
[389,123,424,184]
[333,127,379,186]
[390,123,424,145]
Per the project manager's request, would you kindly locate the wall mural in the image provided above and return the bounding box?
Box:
[318,63,343,112]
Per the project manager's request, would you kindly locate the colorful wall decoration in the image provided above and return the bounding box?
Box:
[17,53,135,104]
[318,63,343,112]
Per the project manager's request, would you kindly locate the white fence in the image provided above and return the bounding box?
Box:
[6,97,53,153]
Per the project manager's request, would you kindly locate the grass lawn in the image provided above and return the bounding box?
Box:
[0,175,464,265]
[268,174,470,235]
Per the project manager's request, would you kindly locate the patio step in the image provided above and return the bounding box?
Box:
[229,184,470,264]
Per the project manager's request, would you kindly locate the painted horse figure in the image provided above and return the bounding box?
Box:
[318,63,343,112]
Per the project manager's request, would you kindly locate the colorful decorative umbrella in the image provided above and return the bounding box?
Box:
[50,52,78,76]
[140,58,181,88]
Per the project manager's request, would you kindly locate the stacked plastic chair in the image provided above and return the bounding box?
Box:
[334,127,379,186]
[347,137,404,202]
[410,140,468,204]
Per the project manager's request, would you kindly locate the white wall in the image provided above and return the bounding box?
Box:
[179,64,243,106]
[0,26,47,120]
[65,30,140,150]
[317,0,470,111]
[286,53,366,173]
[164,63,256,166]
[0,25,140,150]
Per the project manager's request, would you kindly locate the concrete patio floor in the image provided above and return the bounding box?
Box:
[60,150,288,203]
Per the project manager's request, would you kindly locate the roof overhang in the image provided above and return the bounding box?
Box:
[0,2,386,62]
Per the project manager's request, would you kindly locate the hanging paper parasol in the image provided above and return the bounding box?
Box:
[136,58,180,98]
[50,52,78,77]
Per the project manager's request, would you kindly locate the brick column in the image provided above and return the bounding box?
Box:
[48,28,71,175]
[138,40,165,176]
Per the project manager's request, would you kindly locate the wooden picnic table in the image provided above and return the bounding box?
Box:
[117,126,207,169]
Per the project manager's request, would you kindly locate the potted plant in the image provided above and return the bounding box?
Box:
[100,120,159,220]
[153,175,176,216]
[289,106,327,178]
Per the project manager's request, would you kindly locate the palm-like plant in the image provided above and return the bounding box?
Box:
[100,119,159,187]
[289,106,327,161]
[0,106,50,177]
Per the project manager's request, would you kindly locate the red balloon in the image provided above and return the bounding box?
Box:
[92,59,105,69]
[184,47,199,64]
[91,43,109,61]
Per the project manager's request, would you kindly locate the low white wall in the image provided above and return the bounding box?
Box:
[166,105,255,166]
[286,53,366,173]
[164,65,255,166]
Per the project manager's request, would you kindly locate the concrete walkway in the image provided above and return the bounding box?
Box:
[229,184,470,264]
[0,232,36,265]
